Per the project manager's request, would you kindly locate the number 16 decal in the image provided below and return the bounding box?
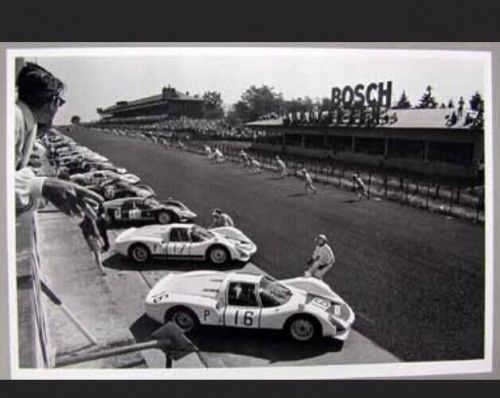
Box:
[234,310,254,326]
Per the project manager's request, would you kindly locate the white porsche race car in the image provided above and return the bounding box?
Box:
[145,271,355,343]
[70,169,140,186]
[114,223,257,265]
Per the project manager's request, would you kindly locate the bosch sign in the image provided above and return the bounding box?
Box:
[331,81,392,108]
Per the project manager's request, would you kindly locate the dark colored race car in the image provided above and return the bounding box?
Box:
[103,197,197,225]
[88,180,156,200]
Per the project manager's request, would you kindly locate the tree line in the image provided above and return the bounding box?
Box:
[77,85,484,126]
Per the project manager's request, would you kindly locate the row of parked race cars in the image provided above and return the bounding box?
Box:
[45,129,355,345]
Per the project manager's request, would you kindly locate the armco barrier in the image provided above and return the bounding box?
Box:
[16,209,54,368]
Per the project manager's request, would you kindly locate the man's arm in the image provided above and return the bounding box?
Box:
[16,168,104,218]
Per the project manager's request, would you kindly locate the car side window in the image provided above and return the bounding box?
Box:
[170,228,190,242]
[227,282,258,307]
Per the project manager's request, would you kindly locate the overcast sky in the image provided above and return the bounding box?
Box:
[25,48,487,124]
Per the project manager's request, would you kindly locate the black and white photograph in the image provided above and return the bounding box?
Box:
[6,46,493,379]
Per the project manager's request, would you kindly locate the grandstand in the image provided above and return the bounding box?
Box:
[246,108,484,179]
[98,86,204,121]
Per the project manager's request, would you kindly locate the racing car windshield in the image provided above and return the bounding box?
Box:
[190,226,214,241]
[259,276,292,307]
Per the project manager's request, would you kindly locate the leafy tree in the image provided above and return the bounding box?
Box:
[416,85,438,109]
[202,91,225,119]
[71,115,81,125]
[447,99,454,108]
[235,85,284,121]
[394,91,411,109]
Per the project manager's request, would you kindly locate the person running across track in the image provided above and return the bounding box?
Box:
[214,147,225,164]
[204,145,212,158]
[352,171,370,200]
[210,208,234,228]
[251,157,262,174]
[275,155,288,178]
[305,234,335,280]
[239,149,249,166]
[302,168,318,194]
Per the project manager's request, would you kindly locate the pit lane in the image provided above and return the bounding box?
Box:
[64,127,485,364]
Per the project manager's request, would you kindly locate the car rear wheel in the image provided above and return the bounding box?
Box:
[165,307,199,334]
[286,315,320,342]
[207,245,230,266]
[128,243,150,263]
[157,211,173,224]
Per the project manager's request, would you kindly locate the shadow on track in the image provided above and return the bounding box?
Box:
[129,314,343,365]
[103,253,245,273]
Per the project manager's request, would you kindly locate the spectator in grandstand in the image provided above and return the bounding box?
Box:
[250,157,262,174]
[305,234,335,280]
[15,62,104,217]
[79,214,106,275]
[210,208,235,228]
[302,168,318,194]
[352,172,370,200]
[178,140,185,150]
[457,96,465,118]
[446,111,458,127]
[275,155,288,178]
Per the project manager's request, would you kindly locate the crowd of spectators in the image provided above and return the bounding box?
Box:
[89,115,254,140]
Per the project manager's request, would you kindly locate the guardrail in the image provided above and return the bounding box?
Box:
[16,209,54,368]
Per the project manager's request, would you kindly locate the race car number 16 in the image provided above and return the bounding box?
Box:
[233,310,254,326]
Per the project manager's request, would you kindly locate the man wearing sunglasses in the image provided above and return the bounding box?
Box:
[15,62,103,218]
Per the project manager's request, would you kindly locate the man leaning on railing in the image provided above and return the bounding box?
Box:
[15,62,103,217]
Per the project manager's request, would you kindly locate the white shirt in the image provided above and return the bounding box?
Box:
[313,243,335,265]
[15,102,46,213]
[276,159,286,169]
[304,172,313,184]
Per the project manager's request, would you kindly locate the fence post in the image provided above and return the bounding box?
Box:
[340,167,344,188]
[456,185,461,205]
[368,173,372,195]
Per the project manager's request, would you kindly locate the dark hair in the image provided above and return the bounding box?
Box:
[17,62,64,108]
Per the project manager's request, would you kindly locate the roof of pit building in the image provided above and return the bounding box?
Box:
[246,109,482,131]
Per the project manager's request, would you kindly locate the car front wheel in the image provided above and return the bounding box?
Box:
[157,211,172,224]
[166,307,199,334]
[286,316,320,342]
[129,243,150,263]
[207,246,230,266]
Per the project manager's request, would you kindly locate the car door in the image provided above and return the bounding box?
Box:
[114,199,138,221]
[167,227,191,257]
[137,199,156,221]
[223,282,261,329]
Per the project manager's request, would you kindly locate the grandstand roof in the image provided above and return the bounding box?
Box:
[102,87,204,114]
[246,108,480,131]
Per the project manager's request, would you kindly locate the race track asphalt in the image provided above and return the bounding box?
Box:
[65,127,485,362]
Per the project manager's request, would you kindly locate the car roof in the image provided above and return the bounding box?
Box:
[225,272,264,284]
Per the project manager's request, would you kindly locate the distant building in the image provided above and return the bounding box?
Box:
[246,108,484,179]
[98,86,204,121]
